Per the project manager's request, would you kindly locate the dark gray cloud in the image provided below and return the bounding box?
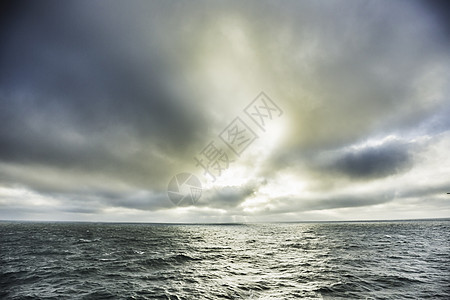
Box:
[318,139,413,179]
[421,0,450,41]
[246,190,396,216]
[0,0,212,193]
[56,190,172,212]
[397,182,450,199]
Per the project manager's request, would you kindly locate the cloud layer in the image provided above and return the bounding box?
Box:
[0,0,449,222]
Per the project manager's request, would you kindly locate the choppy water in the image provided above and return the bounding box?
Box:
[0,221,449,299]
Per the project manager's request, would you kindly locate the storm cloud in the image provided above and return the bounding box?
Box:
[317,138,414,179]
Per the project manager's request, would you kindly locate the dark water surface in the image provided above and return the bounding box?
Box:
[1,221,449,299]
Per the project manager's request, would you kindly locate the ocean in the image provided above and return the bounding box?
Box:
[0,220,449,299]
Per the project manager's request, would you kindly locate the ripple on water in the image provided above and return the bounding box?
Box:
[0,221,449,299]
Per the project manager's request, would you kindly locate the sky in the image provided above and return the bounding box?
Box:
[0,0,449,222]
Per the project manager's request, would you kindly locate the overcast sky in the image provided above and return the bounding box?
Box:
[0,0,449,222]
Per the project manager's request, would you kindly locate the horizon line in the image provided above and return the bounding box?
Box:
[0,217,449,225]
